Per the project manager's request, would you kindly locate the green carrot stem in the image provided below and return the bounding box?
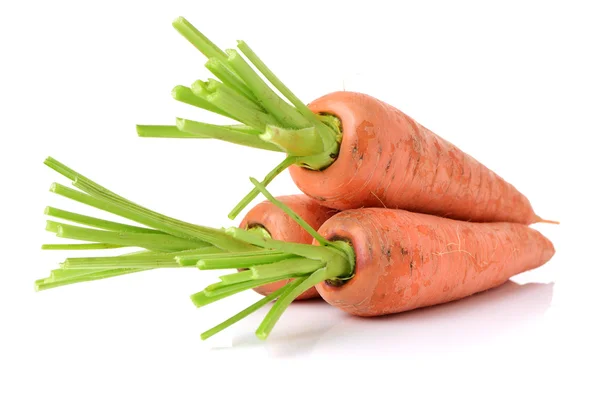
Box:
[45,206,158,234]
[205,79,263,114]
[42,243,125,250]
[195,252,294,269]
[49,267,121,281]
[137,124,266,141]
[171,85,231,118]
[225,49,308,129]
[205,58,256,102]
[47,221,201,252]
[214,258,322,284]
[251,259,324,280]
[235,40,317,124]
[46,157,252,251]
[200,285,288,340]
[237,40,339,155]
[249,177,329,246]
[63,254,180,269]
[136,125,193,139]
[190,276,285,307]
[163,18,345,219]
[39,248,217,290]
[227,156,297,219]
[175,118,282,152]
[260,126,322,156]
[60,246,217,269]
[206,89,278,130]
[35,268,145,291]
[186,177,356,340]
[187,80,271,127]
[226,227,329,260]
[219,270,254,284]
[255,269,328,339]
[202,273,300,298]
[172,17,229,64]
[206,258,323,286]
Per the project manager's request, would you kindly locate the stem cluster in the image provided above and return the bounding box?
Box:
[137,17,343,219]
[37,159,355,340]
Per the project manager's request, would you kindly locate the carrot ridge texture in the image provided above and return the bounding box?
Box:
[291,92,541,224]
[315,208,555,316]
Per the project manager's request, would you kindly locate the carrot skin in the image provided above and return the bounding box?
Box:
[289,91,539,224]
[240,194,337,300]
[315,208,555,316]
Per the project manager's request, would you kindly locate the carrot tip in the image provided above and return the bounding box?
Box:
[535,215,560,225]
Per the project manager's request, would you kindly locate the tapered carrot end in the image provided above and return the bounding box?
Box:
[534,215,560,225]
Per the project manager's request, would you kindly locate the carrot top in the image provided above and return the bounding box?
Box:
[137,17,343,219]
[36,157,257,291]
[36,158,356,341]
[188,178,355,340]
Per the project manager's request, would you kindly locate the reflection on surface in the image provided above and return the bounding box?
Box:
[213,280,554,358]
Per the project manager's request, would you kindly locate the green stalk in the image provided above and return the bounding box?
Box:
[45,157,253,252]
[219,270,254,284]
[260,126,322,156]
[37,158,259,292]
[205,79,263,114]
[42,243,125,250]
[45,206,158,234]
[49,267,117,281]
[188,80,275,128]
[205,58,256,102]
[200,285,288,340]
[141,18,343,218]
[171,85,231,118]
[249,177,329,246]
[171,17,229,64]
[227,156,297,219]
[137,122,279,152]
[175,118,281,152]
[46,221,202,252]
[63,254,180,270]
[136,125,192,139]
[250,259,323,280]
[225,227,330,260]
[192,251,293,269]
[255,270,324,339]
[35,268,145,291]
[188,177,356,340]
[225,49,309,129]
[62,247,219,270]
[190,276,288,307]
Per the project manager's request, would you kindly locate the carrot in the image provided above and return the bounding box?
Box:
[313,208,555,316]
[189,178,555,340]
[34,158,332,302]
[241,194,337,300]
[288,91,546,224]
[137,17,553,225]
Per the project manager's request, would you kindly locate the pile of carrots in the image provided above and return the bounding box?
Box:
[37,17,557,341]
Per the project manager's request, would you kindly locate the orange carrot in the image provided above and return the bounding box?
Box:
[314,208,555,316]
[192,180,555,340]
[240,194,336,300]
[287,91,546,224]
[139,18,553,224]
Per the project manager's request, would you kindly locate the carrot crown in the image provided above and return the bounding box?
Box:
[137,16,343,220]
[36,159,355,341]
[186,178,355,340]
[36,157,253,291]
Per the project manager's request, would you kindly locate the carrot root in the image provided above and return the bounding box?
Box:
[534,215,560,225]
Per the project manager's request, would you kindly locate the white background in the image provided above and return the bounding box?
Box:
[1,1,598,399]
